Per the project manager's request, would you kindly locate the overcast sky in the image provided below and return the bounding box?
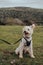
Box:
[0,0,43,9]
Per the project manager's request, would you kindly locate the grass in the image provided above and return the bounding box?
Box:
[0,25,43,65]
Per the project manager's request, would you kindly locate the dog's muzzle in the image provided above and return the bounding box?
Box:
[24,31,29,35]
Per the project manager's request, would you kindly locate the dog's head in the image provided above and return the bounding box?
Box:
[23,24,35,38]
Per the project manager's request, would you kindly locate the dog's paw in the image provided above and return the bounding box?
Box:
[30,55,35,58]
[15,50,18,55]
[19,55,23,59]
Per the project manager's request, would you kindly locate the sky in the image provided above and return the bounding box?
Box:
[0,0,43,9]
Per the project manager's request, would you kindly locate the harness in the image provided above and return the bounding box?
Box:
[24,37,31,46]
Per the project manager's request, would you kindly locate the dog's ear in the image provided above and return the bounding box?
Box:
[31,24,35,29]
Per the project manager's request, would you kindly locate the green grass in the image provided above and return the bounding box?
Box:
[0,25,43,65]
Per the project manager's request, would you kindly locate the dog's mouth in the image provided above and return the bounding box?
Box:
[24,31,29,35]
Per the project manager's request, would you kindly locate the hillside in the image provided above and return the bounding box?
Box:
[0,7,43,25]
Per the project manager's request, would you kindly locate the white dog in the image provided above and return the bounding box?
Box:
[15,24,35,58]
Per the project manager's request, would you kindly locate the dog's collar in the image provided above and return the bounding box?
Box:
[23,36,30,39]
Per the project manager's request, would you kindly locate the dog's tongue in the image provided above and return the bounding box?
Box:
[25,32,28,35]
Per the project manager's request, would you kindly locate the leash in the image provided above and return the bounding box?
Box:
[13,38,22,44]
[0,38,22,45]
[0,38,31,54]
[0,39,11,45]
[0,38,22,54]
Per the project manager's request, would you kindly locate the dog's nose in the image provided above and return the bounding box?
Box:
[24,31,26,33]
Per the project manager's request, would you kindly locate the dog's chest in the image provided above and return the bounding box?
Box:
[24,38,31,46]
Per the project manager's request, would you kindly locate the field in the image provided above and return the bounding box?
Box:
[0,25,43,65]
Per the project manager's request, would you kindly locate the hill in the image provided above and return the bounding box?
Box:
[0,7,43,25]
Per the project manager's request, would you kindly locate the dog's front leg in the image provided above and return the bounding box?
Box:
[19,46,24,58]
[15,43,24,58]
[29,41,35,58]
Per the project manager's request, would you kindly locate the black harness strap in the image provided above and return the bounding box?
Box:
[24,37,31,46]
